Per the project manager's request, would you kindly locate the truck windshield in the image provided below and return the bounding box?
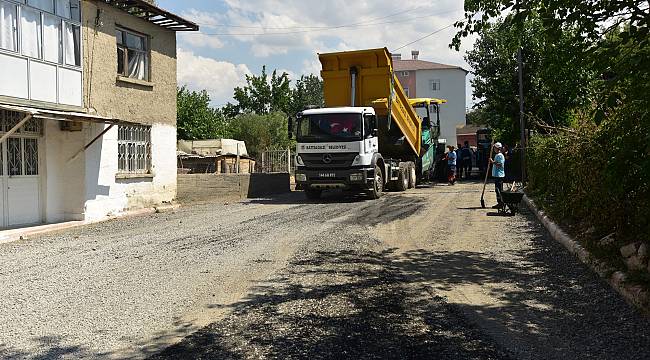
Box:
[297,113,363,142]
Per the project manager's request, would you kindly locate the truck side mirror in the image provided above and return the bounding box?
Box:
[365,114,378,137]
[371,117,378,136]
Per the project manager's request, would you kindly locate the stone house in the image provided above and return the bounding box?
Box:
[393,50,468,145]
[0,0,197,228]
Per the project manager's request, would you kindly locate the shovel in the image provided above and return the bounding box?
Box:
[480,140,495,208]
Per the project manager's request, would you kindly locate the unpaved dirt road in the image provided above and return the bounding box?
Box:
[1,182,648,359]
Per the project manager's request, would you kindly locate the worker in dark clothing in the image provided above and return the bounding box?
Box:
[456,144,463,180]
[460,141,473,179]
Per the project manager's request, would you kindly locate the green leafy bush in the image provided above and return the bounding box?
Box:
[527,109,650,244]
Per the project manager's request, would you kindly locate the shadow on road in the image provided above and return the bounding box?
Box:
[247,190,373,205]
[149,226,650,359]
[151,248,512,360]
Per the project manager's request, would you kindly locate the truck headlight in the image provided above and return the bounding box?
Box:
[351,155,362,166]
[295,155,305,166]
[349,173,364,182]
[295,173,307,182]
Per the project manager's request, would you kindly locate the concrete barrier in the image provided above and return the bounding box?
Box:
[177,173,291,203]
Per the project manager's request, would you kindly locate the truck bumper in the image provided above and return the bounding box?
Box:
[295,168,375,191]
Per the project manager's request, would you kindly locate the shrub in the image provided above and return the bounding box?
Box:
[527,108,650,244]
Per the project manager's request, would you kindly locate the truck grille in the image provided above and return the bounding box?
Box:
[301,153,358,167]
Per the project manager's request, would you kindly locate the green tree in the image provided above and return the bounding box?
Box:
[228,112,293,158]
[465,108,489,126]
[288,74,324,116]
[465,15,593,142]
[223,66,291,117]
[453,0,648,120]
[452,0,648,51]
[177,86,230,140]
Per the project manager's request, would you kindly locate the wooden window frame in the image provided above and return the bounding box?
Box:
[116,26,150,81]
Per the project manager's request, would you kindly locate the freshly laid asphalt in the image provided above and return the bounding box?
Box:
[1,181,648,359]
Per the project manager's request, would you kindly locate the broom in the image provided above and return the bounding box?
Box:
[480,140,495,208]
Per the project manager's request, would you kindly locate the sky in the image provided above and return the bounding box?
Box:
[157,0,477,109]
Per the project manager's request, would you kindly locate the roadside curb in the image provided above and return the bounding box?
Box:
[0,203,181,246]
[523,195,649,315]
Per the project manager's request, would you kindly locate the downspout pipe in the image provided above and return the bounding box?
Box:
[350,67,358,107]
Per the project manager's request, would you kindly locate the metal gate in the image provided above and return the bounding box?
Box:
[257,149,294,174]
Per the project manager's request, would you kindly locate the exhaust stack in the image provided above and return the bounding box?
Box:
[350,67,358,106]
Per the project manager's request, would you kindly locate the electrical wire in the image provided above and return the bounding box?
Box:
[190,8,462,36]
[391,22,457,52]
[196,6,424,30]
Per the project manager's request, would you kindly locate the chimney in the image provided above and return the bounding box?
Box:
[411,50,419,60]
[391,53,402,61]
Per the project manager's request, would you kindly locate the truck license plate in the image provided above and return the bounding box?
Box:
[319,172,336,178]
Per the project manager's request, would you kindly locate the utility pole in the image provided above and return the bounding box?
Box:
[516,0,527,184]
[517,46,526,184]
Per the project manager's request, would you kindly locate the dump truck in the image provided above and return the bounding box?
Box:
[290,48,446,199]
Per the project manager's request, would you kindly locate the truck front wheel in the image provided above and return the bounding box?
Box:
[369,165,384,199]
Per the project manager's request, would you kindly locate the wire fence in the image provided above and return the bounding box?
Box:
[256,149,295,174]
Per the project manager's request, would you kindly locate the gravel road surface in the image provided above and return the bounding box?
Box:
[1,182,648,359]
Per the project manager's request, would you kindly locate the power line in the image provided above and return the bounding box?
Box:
[391,22,457,52]
[196,6,424,31]
[189,9,462,36]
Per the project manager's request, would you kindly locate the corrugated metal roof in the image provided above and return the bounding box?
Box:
[104,0,199,31]
[456,124,486,135]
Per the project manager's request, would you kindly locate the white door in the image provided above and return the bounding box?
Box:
[1,133,41,228]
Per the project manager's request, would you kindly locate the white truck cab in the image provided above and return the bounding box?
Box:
[294,107,382,198]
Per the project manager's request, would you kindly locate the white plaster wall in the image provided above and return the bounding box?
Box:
[83,123,176,222]
[414,69,467,145]
[43,121,86,223]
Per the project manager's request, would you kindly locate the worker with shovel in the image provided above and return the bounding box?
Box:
[489,142,506,208]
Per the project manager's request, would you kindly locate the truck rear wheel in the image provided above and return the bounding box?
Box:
[408,163,417,189]
[305,189,322,200]
[368,165,384,199]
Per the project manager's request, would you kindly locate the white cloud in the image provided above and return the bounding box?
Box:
[182,1,468,65]
[179,1,479,106]
[278,68,298,81]
[301,57,321,77]
[179,32,225,50]
[177,48,251,106]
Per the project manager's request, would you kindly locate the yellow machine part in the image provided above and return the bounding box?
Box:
[408,98,448,107]
[319,48,422,156]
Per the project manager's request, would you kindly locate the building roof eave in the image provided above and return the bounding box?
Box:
[0,103,141,126]
[103,0,199,32]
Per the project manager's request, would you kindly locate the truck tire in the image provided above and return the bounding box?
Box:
[368,165,384,199]
[396,167,408,192]
[305,189,322,200]
[408,163,417,189]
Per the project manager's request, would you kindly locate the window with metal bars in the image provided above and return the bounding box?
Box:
[0,110,42,134]
[0,110,41,177]
[117,125,151,174]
